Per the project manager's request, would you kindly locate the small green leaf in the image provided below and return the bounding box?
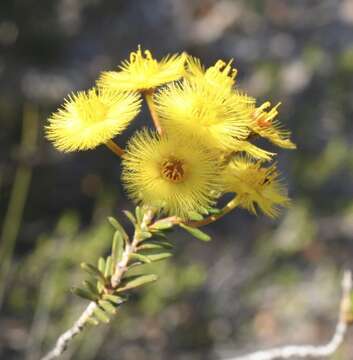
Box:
[87,317,99,326]
[187,211,203,221]
[140,231,152,239]
[130,253,152,264]
[105,256,113,277]
[83,280,99,295]
[179,223,211,241]
[125,261,143,271]
[207,207,221,215]
[150,220,174,231]
[117,274,158,293]
[102,293,125,305]
[151,231,168,239]
[81,262,106,282]
[135,206,143,224]
[98,300,117,314]
[156,240,173,248]
[138,240,173,250]
[108,217,129,242]
[198,206,210,215]
[97,282,104,293]
[97,257,105,273]
[71,287,98,301]
[94,306,110,323]
[123,210,137,226]
[139,249,173,262]
[112,231,124,266]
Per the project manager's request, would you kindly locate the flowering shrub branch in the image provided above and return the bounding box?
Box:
[41,46,351,359]
[41,302,97,360]
[41,207,177,360]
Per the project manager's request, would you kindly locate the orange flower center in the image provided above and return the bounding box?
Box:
[161,158,185,183]
[256,115,271,128]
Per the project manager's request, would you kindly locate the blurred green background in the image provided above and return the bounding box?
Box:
[1,0,353,359]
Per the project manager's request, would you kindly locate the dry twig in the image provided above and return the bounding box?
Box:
[228,270,352,360]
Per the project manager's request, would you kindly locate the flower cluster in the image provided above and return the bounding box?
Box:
[46,46,295,222]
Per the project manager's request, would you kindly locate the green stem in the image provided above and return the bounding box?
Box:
[187,196,241,227]
[0,104,39,307]
[105,140,124,157]
[144,89,163,135]
[110,210,153,287]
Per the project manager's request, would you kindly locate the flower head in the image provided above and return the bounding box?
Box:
[46,88,141,152]
[154,80,254,151]
[251,102,296,149]
[186,56,237,91]
[98,46,186,92]
[121,129,222,219]
[222,157,289,218]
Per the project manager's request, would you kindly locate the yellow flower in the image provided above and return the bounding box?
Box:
[98,46,186,92]
[222,157,289,218]
[251,102,296,149]
[154,80,254,151]
[46,88,141,152]
[186,56,237,91]
[121,129,222,220]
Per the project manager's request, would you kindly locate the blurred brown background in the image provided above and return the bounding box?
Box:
[1,0,353,359]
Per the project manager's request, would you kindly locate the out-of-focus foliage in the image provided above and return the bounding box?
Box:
[1,0,353,359]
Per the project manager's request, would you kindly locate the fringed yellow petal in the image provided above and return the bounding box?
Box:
[98,46,186,92]
[154,80,254,151]
[222,156,289,218]
[46,88,141,152]
[231,141,276,161]
[251,102,296,149]
[186,56,238,91]
[121,129,222,220]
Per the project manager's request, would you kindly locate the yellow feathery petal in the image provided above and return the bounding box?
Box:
[154,80,254,151]
[222,156,289,218]
[121,129,222,220]
[251,102,296,149]
[98,46,186,92]
[186,56,238,91]
[229,141,276,161]
[46,88,141,152]
[185,56,205,78]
